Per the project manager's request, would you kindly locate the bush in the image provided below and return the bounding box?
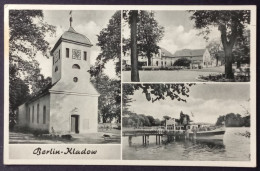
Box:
[173,58,191,67]
[32,129,49,137]
[12,125,31,134]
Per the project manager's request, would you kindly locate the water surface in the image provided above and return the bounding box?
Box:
[123,128,250,161]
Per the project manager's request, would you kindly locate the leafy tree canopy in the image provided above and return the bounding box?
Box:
[91,74,121,123]
[9,10,55,127]
[9,10,55,80]
[123,84,194,117]
[189,10,250,79]
[123,10,164,66]
[95,11,121,77]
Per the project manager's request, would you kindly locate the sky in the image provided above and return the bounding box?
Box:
[125,84,250,124]
[123,10,220,55]
[36,10,117,78]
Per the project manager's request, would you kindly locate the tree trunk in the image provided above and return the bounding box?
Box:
[147,51,152,66]
[215,54,219,66]
[224,46,234,79]
[102,117,106,124]
[130,10,140,82]
[237,58,241,68]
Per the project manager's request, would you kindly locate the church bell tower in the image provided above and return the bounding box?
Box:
[50,11,94,93]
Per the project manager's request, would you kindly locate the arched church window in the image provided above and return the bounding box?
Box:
[72,64,80,69]
[37,104,39,124]
[55,66,58,72]
[43,106,46,124]
[32,106,34,123]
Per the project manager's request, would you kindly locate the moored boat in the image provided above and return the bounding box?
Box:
[189,126,225,141]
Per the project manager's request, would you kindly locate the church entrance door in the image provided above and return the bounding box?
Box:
[71,115,79,133]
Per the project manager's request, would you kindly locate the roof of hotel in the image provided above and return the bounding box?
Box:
[160,47,175,57]
[174,49,206,57]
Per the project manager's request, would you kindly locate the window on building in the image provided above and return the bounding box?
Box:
[66,48,69,58]
[55,66,58,72]
[156,61,159,66]
[165,61,166,66]
[72,64,80,69]
[32,106,34,123]
[73,77,78,82]
[28,107,30,122]
[161,61,163,66]
[43,106,46,124]
[84,51,87,61]
[37,104,39,124]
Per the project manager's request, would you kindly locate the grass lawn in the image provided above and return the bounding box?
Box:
[122,66,224,82]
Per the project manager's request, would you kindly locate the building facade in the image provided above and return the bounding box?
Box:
[173,49,217,69]
[122,48,217,69]
[17,25,99,134]
[122,47,178,69]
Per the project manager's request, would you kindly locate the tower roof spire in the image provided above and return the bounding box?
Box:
[69,10,73,27]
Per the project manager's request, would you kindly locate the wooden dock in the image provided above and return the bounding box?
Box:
[123,129,191,146]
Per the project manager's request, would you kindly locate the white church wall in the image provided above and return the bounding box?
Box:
[27,94,50,131]
[50,93,98,134]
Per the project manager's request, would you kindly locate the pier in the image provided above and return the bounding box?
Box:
[123,129,193,146]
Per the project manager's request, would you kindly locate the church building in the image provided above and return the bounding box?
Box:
[17,16,100,134]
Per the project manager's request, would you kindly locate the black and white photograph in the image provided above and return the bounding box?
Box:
[3,5,256,167]
[122,10,251,82]
[8,10,121,144]
[122,83,251,161]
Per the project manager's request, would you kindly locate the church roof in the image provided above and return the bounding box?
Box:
[174,49,206,57]
[51,26,93,54]
[25,82,55,104]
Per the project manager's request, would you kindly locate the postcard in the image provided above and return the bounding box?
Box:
[3,4,256,167]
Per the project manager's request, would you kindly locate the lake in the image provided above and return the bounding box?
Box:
[122,127,250,161]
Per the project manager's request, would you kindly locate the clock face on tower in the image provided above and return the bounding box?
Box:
[72,49,81,60]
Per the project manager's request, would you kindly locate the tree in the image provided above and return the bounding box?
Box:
[91,74,121,123]
[154,119,161,126]
[123,84,193,106]
[232,29,250,68]
[9,10,55,87]
[96,11,121,77]
[9,10,55,126]
[215,113,250,127]
[136,11,164,66]
[129,10,140,82]
[206,39,223,66]
[163,115,171,126]
[179,111,191,126]
[147,115,155,126]
[123,10,164,81]
[190,10,250,79]
[173,58,192,67]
